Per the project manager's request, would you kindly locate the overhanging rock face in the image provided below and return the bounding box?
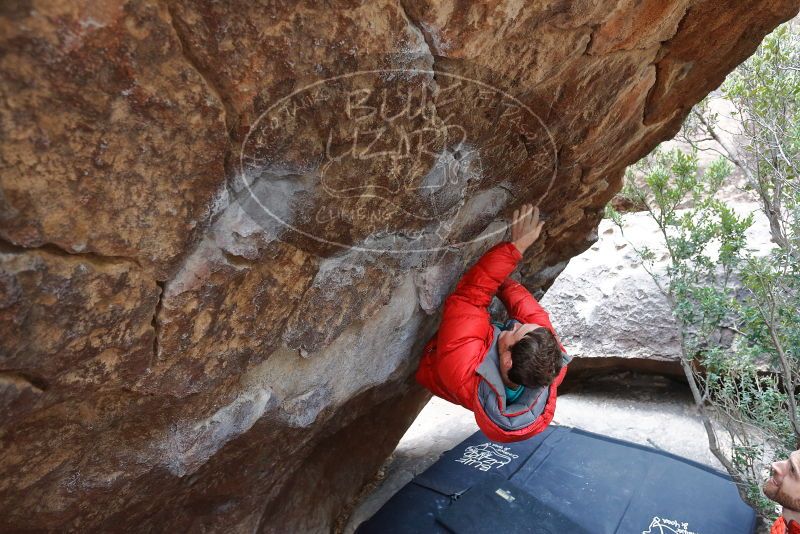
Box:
[1,1,798,531]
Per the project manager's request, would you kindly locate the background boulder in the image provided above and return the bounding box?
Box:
[542,203,774,378]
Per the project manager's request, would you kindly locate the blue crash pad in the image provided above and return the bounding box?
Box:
[356,425,757,534]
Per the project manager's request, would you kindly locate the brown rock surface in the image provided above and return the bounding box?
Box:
[0,1,228,278]
[1,0,798,531]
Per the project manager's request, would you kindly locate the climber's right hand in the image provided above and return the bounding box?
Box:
[511,203,545,255]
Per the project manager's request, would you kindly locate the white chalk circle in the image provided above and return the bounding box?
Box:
[238,69,557,254]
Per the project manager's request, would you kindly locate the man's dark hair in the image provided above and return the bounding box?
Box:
[508,328,562,388]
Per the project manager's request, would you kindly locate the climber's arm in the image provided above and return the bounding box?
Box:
[446,242,522,310]
[497,278,555,332]
[497,277,567,355]
[439,203,543,313]
[437,241,521,358]
[435,241,522,404]
[495,204,563,344]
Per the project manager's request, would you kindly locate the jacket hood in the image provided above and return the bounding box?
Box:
[476,323,571,432]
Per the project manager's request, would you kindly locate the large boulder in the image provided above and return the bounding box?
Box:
[541,92,777,378]
[1,0,798,531]
[541,203,774,378]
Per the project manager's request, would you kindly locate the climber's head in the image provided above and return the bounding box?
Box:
[764,450,800,513]
[498,322,562,389]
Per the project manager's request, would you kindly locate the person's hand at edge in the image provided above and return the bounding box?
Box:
[510,203,544,255]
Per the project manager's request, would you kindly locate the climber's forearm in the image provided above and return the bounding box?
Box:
[511,240,530,255]
[498,278,554,330]
[448,242,521,310]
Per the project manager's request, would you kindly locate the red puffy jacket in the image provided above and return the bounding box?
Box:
[772,517,800,534]
[415,241,568,442]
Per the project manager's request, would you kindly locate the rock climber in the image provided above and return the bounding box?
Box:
[415,203,571,442]
[765,449,800,533]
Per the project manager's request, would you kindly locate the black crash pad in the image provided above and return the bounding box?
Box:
[436,474,590,534]
[356,425,757,534]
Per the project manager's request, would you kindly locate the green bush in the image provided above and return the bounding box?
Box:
[606,21,799,521]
